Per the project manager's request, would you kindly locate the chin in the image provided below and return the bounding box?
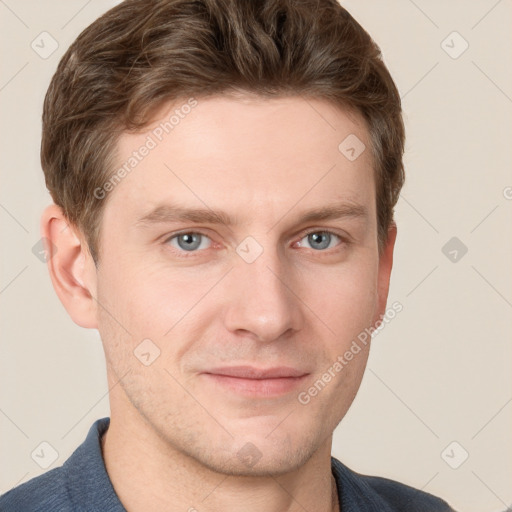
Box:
[189,426,321,478]
[197,444,313,478]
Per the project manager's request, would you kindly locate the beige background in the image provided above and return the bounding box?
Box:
[1,1,511,510]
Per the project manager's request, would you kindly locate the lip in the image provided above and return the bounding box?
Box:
[204,365,308,379]
[201,366,310,397]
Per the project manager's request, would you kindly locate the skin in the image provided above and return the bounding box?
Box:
[41,94,396,512]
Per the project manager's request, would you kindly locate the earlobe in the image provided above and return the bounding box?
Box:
[40,204,98,329]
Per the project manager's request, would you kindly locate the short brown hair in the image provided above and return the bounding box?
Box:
[41,0,405,265]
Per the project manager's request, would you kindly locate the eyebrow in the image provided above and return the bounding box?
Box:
[134,201,369,229]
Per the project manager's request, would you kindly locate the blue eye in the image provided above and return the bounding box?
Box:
[298,231,342,251]
[163,229,347,259]
[167,232,212,252]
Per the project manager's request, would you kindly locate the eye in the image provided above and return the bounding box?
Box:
[296,230,344,251]
[165,232,212,253]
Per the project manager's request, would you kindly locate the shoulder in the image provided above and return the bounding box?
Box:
[358,473,456,511]
[0,466,72,512]
[331,456,457,511]
[0,417,115,512]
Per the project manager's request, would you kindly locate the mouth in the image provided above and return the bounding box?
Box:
[201,366,310,397]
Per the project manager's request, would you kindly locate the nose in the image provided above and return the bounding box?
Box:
[222,246,304,343]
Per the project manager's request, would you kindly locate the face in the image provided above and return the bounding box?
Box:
[91,94,393,476]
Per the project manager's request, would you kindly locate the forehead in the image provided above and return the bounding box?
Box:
[106,94,375,227]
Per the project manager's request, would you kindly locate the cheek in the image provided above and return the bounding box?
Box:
[94,255,162,366]
[122,267,213,330]
[300,255,378,343]
[97,261,220,369]
[98,254,188,329]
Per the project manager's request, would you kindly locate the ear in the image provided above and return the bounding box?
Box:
[373,222,397,324]
[40,204,98,329]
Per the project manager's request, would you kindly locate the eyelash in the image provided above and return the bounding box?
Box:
[163,228,350,259]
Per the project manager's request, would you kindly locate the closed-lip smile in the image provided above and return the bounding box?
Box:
[201,365,310,397]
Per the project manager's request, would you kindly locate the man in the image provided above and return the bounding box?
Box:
[0,0,457,510]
